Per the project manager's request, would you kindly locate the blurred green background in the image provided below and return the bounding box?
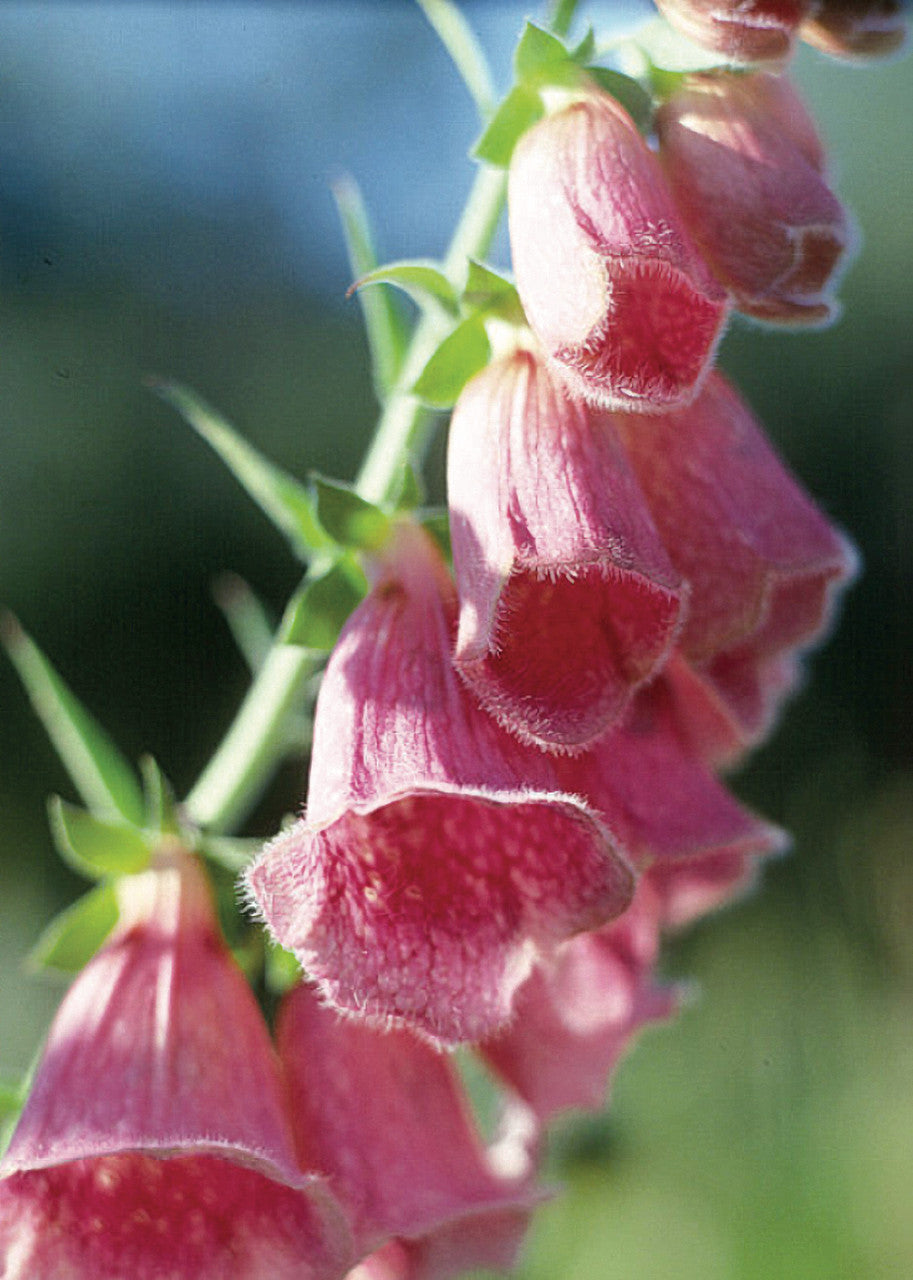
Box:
[1,3,911,1277]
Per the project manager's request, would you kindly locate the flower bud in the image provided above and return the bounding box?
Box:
[801,0,907,58]
[656,72,853,326]
[246,523,634,1048]
[508,94,728,412]
[448,348,683,751]
[654,0,809,62]
[0,853,353,1280]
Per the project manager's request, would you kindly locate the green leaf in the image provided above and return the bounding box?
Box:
[473,84,544,168]
[48,796,151,881]
[212,572,275,672]
[151,381,329,561]
[514,21,572,82]
[140,756,179,834]
[412,314,491,408]
[463,260,525,323]
[30,882,119,974]
[350,260,459,316]
[2,616,145,825]
[332,175,409,401]
[415,0,497,120]
[584,66,655,132]
[311,476,392,551]
[282,556,368,651]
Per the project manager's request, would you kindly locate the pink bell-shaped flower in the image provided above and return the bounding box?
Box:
[246,522,634,1047]
[653,0,809,62]
[479,884,677,1122]
[801,0,907,58]
[508,93,728,413]
[448,347,684,751]
[279,983,540,1280]
[0,850,353,1280]
[656,72,853,326]
[612,373,857,751]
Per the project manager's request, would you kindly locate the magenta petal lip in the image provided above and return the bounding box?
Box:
[508,94,728,413]
[448,350,684,752]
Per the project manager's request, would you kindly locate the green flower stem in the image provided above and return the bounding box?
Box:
[355,162,507,506]
[182,164,507,836]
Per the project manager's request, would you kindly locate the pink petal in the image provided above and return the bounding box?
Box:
[613,372,856,664]
[0,853,353,1280]
[247,524,633,1047]
[646,847,766,930]
[278,984,538,1280]
[657,73,853,326]
[654,0,807,62]
[448,349,683,751]
[801,0,907,59]
[508,94,728,413]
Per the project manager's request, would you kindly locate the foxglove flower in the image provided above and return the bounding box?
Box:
[0,851,353,1280]
[653,0,808,62]
[480,886,676,1122]
[448,347,683,751]
[508,93,729,412]
[246,522,634,1047]
[801,0,907,58]
[657,72,853,326]
[612,373,857,750]
[279,983,539,1280]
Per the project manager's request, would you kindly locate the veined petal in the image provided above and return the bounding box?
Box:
[508,94,728,413]
[247,524,634,1047]
[449,349,683,751]
[654,0,808,62]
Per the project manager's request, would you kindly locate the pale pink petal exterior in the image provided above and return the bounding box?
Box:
[448,348,684,751]
[279,983,539,1280]
[480,887,677,1122]
[246,523,634,1047]
[508,94,729,412]
[654,0,808,62]
[657,73,853,326]
[0,853,353,1280]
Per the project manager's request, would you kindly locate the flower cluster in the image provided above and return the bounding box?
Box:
[1,2,903,1277]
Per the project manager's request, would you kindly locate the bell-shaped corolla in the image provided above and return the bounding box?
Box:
[279,983,540,1280]
[246,522,634,1048]
[612,373,857,753]
[654,0,809,62]
[0,851,353,1280]
[479,885,677,1123]
[508,93,728,413]
[801,0,907,58]
[448,347,684,752]
[656,72,853,326]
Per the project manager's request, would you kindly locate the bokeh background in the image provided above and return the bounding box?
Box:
[1,3,911,1277]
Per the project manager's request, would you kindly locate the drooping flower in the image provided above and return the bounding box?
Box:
[0,850,353,1280]
[448,346,684,751]
[656,72,853,326]
[612,372,857,753]
[801,0,907,58]
[279,983,540,1280]
[508,92,729,412]
[479,884,677,1123]
[653,0,808,63]
[246,522,634,1047]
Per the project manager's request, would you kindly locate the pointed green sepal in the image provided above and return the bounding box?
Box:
[570,26,597,64]
[140,756,180,835]
[584,66,655,131]
[463,260,526,324]
[265,940,303,995]
[2,616,145,826]
[514,21,576,85]
[349,260,459,316]
[311,476,392,552]
[282,555,368,651]
[48,796,151,881]
[412,314,491,408]
[29,882,119,974]
[150,380,330,561]
[332,175,409,402]
[473,84,545,168]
